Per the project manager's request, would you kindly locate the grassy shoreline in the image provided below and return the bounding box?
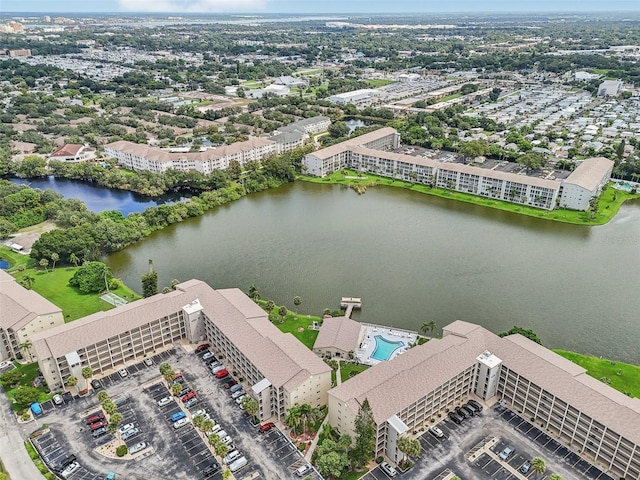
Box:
[298,170,638,226]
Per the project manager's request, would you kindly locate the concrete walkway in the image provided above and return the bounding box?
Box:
[304,414,330,462]
[0,399,46,479]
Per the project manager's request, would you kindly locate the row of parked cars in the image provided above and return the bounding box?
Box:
[447,399,483,425]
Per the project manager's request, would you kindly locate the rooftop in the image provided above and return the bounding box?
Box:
[313,316,362,353]
[564,157,614,191]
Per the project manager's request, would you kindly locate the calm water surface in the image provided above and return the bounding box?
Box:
[105,181,640,363]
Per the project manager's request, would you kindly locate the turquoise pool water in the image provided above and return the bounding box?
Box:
[371,335,405,361]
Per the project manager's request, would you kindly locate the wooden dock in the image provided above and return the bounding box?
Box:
[341,297,362,319]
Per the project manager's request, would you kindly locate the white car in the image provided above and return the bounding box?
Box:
[429,426,444,438]
[202,352,214,360]
[235,395,246,405]
[380,461,397,478]
[129,442,147,454]
[118,368,128,378]
[157,397,172,407]
[221,435,233,445]
[121,428,139,441]
[118,423,135,435]
[61,462,79,478]
[192,409,211,421]
[173,417,190,429]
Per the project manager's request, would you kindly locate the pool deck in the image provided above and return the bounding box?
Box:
[355,323,418,366]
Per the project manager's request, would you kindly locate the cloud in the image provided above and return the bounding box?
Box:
[118,0,268,12]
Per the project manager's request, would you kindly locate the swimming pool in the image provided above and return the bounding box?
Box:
[370,335,405,361]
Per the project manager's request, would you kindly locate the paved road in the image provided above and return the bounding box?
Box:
[0,398,46,479]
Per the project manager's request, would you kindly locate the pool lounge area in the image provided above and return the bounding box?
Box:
[355,324,418,366]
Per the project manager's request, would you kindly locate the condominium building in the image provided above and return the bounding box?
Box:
[328,321,640,479]
[0,270,64,362]
[104,138,277,174]
[31,280,331,421]
[49,144,96,163]
[303,128,614,211]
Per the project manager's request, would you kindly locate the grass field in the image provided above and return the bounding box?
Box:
[12,266,140,322]
[4,361,54,411]
[339,361,369,383]
[256,300,321,349]
[0,246,33,271]
[365,79,395,88]
[298,170,637,226]
[553,350,640,398]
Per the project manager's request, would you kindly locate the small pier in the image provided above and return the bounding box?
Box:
[340,297,362,318]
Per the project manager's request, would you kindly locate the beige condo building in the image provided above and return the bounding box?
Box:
[31,280,331,421]
[328,321,640,479]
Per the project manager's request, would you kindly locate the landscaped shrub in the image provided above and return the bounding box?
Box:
[375,456,383,464]
[116,445,128,457]
[298,443,306,451]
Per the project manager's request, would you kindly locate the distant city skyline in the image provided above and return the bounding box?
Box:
[3,0,640,13]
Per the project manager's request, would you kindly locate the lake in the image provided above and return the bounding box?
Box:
[101,181,640,363]
[9,176,186,216]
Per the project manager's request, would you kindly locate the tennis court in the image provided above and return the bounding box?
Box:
[100,292,128,307]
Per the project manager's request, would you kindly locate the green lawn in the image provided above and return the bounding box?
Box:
[299,171,637,226]
[365,79,395,88]
[339,361,369,383]
[256,300,321,349]
[4,361,54,411]
[553,350,640,398]
[0,246,34,271]
[12,267,140,322]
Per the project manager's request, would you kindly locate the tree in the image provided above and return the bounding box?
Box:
[548,474,563,480]
[69,252,80,267]
[141,259,158,298]
[351,398,376,469]
[397,437,421,466]
[170,279,180,289]
[316,451,349,479]
[66,375,78,393]
[172,382,183,396]
[285,406,303,433]
[460,140,488,160]
[50,253,59,271]
[19,340,33,362]
[97,390,109,403]
[103,400,117,415]
[328,121,349,139]
[19,274,35,290]
[516,152,547,171]
[13,386,41,408]
[227,160,242,180]
[293,296,302,307]
[498,326,542,344]
[279,305,288,318]
[110,412,123,427]
[39,258,49,272]
[193,414,205,431]
[248,284,260,301]
[489,87,502,101]
[81,367,93,391]
[159,362,172,377]
[242,396,259,419]
[69,261,113,293]
[531,457,546,475]
[265,300,275,312]
[420,321,436,335]
[201,419,215,434]
[0,369,24,388]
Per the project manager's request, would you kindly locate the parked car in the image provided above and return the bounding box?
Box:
[92,427,108,438]
[144,358,154,366]
[460,405,476,417]
[221,435,233,445]
[52,394,64,406]
[91,379,102,390]
[61,462,80,478]
[118,368,128,378]
[259,422,275,433]
[118,423,135,435]
[114,397,128,407]
[182,391,197,403]
[171,377,185,385]
[174,417,191,429]
[157,396,172,407]
[224,450,241,465]
[185,397,199,408]
[211,365,226,374]
[448,411,463,424]
[203,461,220,477]
[235,395,246,405]
[202,352,214,360]
[216,369,229,379]
[465,402,480,415]
[177,387,192,397]
[121,428,139,441]
[86,412,105,425]
[380,462,397,478]
[171,411,186,422]
[208,361,221,369]
[170,372,183,382]
[499,447,514,461]
[195,343,210,352]
[295,464,312,477]
[230,384,243,394]
[129,442,148,454]
[467,399,484,412]
[223,379,237,389]
[90,420,108,431]
[520,460,531,473]
[231,390,245,400]
[193,409,211,420]
[54,455,76,472]
[229,457,248,473]
[429,426,444,438]
[455,406,470,419]
[216,430,228,439]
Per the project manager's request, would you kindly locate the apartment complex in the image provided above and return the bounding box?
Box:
[0,270,64,362]
[270,115,332,154]
[49,143,97,163]
[328,321,640,479]
[104,137,277,174]
[302,127,614,211]
[31,280,331,420]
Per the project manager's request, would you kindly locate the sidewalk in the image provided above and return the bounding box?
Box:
[0,400,47,480]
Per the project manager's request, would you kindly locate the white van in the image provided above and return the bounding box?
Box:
[229,456,248,473]
[224,450,241,464]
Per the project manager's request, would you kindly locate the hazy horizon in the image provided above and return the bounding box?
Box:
[3,0,640,14]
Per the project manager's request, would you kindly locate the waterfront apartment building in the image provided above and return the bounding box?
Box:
[104,137,278,174]
[328,321,640,479]
[31,281,331,421]
[303,128,614,211]
[0,270,64,362]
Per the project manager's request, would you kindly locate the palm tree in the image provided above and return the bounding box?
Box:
[420,321,436,335]
[69,253,80,267]
[39,258,49,272]
[531,457,546,475]
[103,400,117,416]
[66,375,78,394]
[50,253,59,271]
[548,474,562,480]
[19,340,33,362]
[171,382,183,396]
[293,296,302,307]
[248,284,260,301]
[265,300,275,313]
[192,414,204,431]
[110,412,123,427]
[278,305,288,319]
[242,397,259,420]
[285,406,303,434]
[397,436,421,466]
[81,367,93,392]
[201,419,215,434]
[97,390,109,403]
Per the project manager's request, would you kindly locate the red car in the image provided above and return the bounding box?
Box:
[259,422,275,433]
[170,372,183,382]
[195,344,210,352]
[86,412,105,425]
[216,369,229,379]
[181,391,197,403]
[90,419,108,431]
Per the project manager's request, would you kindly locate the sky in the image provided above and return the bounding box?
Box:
[4,0,640,13]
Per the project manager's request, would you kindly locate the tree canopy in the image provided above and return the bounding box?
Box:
[69,261,113,293]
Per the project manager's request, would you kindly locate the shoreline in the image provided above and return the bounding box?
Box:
[298,170,639,226]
